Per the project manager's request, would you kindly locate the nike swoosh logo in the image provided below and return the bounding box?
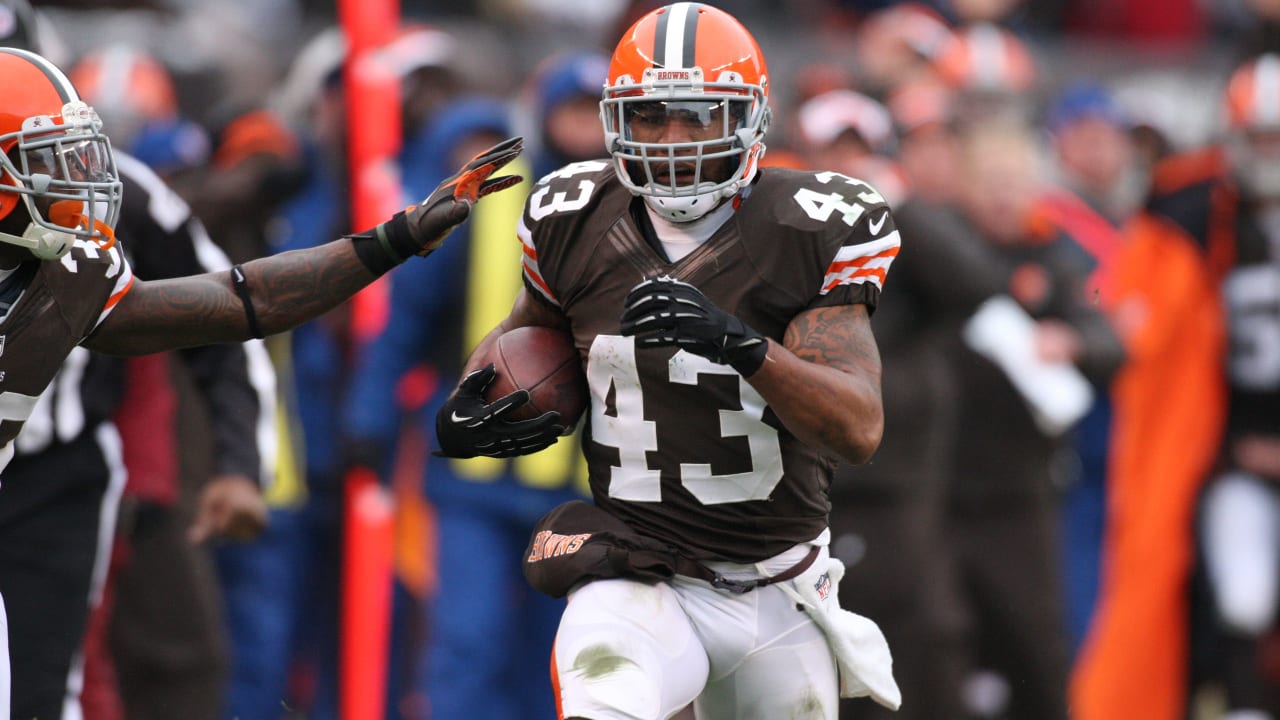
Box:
[868,211,888,236]
[450,411,471,423]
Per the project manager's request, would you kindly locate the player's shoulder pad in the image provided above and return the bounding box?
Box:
[750,167,895,243]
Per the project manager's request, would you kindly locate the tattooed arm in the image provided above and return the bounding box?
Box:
[84,238,375,355]
[86,135,526,356]
[746,303,884,464]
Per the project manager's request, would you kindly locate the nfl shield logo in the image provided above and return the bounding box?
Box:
[814,572,831,601]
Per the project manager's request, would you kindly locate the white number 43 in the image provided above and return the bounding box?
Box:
[586,335,783,505]
[792,171,885,227]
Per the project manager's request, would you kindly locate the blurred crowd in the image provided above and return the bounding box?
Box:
[6,0,1280,718]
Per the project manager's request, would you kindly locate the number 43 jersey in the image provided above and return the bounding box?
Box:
[520,161,900,563]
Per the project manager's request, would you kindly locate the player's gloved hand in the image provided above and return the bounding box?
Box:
[620,276,769,376]
[434,364,565,459]
[351,136,524,274]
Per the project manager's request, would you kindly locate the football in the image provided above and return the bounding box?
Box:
[483,326,588,430]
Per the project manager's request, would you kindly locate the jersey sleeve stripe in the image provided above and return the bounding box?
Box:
[830,232,901,263]
[518,217,559,306]
[95,271,135,327]
[523,257,559,305]
[821,231,900,294]
[825,246,900,273]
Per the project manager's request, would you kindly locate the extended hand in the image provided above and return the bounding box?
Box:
[620,276,768,376]
[351,137,524,274]
[407,136,525,254]
[435,364,564,459]
[188,474,269,543]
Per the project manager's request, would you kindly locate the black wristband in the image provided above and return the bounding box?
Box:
[349,210,422,276]
[230,264,265,339]
[727,338,768,377]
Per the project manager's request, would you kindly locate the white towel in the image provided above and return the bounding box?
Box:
[777,553,902,710]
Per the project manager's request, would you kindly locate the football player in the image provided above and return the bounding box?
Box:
[0,46,523,718]
[434,4,901,718]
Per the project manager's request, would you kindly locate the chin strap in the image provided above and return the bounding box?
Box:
[0,201,119,260]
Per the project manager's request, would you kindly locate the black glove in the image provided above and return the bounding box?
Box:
[434,364,565,459]
[619,276,769,376]
[351,136,524,275]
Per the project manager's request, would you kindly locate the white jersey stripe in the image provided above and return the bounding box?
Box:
[1258,55,1280,127]
[664,3,692,68]
[829,231,901,264]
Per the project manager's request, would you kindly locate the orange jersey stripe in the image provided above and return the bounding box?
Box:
[824,267,888,292]
[825,246,900,274]
[103,275,134,312]
[550,641,565,719]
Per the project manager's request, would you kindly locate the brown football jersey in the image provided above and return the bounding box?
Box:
[0,239,132,470]
[520,161,899,562]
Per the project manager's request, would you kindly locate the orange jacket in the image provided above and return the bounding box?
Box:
[1070,211,1226,720]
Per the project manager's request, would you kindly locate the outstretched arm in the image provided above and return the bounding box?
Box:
[85,137,525,356]
[85,238,374,355]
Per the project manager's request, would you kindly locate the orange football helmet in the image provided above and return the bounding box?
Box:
[601,2,771,222]
[0,48,121,259]
[1224,54,1280,197]
[1225,53,1280,131]
[933,23,1036,93]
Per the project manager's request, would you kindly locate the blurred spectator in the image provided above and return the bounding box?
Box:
[1186,52,1280,719]
[195,107,305,264]
[1046,82,1146,224]
[933,22,1038,126]
[1037,83,1152,658]
[946,119,1124,720]
[516,49,611,182]
[1066,202,1226,720]
[69,43,180,152]
[886,79,962,204]
[852,3,953,96]
[384,23,464,153]
[343,94,587,720]
[793,88,908,204]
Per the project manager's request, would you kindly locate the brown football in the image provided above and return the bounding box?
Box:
[483,326,588,430]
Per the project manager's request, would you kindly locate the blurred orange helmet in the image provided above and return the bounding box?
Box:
[69,44,177,149]
[1224,54,1280,197]
[858,3,953,60]
[0,48,121,258]
[1225,53,1280,131]
[933,23,1036,93]
[601,2,771,222]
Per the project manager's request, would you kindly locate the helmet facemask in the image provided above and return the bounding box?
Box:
[602,68,770,222]
[0,101,122,259]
